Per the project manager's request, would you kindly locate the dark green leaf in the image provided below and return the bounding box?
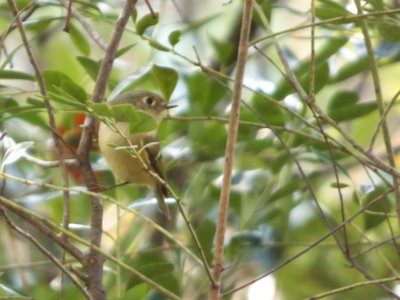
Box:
[330,182,350,188]
[330,56,369,83]
[0,70,34,81]
[251,93,285,126]
[269,180,302,203]
[327,90,359,112]
[130,7,138,23]
[43,69,72,92]
[77,56,100,81]
[61,80,88,103]
[272,37,347,99]
[70,24,91,56]
[116,43,137,58]
[194,219,215,263]
[148,40,170,52]
[90,103,114,118]
[328,102,377,122]
[186,72,227,114]
[125,252,180,295]
[168,30,181,46]
[151,65,178,100]
[25,18,54,31]
[112,103,137,123]
[363,186,392,230]
[129,111,157,134]
[315,0,352,21]
[210,36,235,66]
[136,13,159,36]
[377,17,400,42]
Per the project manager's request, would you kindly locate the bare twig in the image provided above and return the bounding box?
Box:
[208,1,253,299]
[59,0,107,50]
[307,276,400,300]
[63,0,73,32]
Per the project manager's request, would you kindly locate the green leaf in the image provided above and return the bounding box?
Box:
[363,186,392,230]
[48,89,87,109]
[25,17,54,31]
[272,37,347,99]
[377,17,400,42]
[186,72,227,114]
[90,103,114,118]
[315,0,352,21]
[130,7,138,23]
[148,40,170,52]
[43,69,72,92]
[327,91,359,112]
[61,80,88,103]
[168,30,181,46]
[0,70,34,81]
[116,43,137,58]
[129,111,157,134]
[330,56,369,83]
[151,65,178,100]
[328,102,377,122]
[136,13,159,36]
[125,252,180,295]
[77,56,100,81]
[112,103,137,122]
[70,24,91,56]
[299,61,330,95]
[0,96,18,110]
[269,180,302,203]
[194,219,215,263]
[330,182,350,188]
[251,93,285,126]
[210,36,235,66]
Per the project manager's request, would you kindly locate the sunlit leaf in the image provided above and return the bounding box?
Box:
[2,141,33,166]
[136,12,159,35]
[151,65,178,100]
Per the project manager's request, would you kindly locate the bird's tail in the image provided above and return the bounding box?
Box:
[154,183,171,219]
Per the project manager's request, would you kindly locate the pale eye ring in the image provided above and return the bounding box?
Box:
[144,96,154,106]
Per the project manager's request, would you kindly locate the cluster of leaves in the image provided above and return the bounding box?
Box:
[1,0,400,299]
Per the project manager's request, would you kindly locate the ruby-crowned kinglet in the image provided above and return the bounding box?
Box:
[98,91,176,219]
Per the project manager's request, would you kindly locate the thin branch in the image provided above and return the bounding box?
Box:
[369,89,400,150]
[208,1,253,299]
[63,0,73,32]
[307,276,400,300]
[250,8,400,46]
[0,209,92,300]
[354,0,400,225]
[0,195,83,262]
[58,0,107,50]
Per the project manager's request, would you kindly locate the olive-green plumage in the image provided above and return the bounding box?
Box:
[98,91,175,219]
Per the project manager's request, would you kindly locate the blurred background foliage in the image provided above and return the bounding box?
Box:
[1,0,400,299]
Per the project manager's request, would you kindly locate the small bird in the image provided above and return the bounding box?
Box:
[98,91,176,219]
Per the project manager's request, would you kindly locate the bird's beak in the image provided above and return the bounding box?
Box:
[165,104,178,109]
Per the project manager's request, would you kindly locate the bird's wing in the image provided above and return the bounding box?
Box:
[143,133,170,218]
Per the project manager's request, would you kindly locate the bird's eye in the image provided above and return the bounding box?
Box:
[144,96,155,106]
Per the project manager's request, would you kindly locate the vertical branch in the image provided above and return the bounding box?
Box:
[353,0,400,223]
[208,1,253,299]
[75,1,137,299]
